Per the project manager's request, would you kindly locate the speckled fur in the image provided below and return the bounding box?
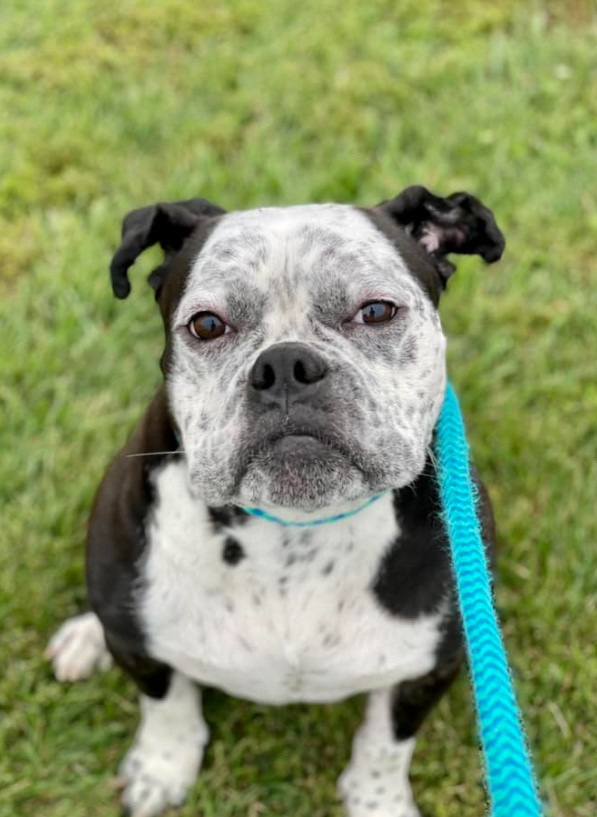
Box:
[339,691,420,817]
[141,465,443,705]
[119,672,208,817]
[168,205,447,511]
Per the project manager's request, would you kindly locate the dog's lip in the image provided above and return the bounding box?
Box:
[271,428,325,441]
[270,432,329,452]
[268,427,343,450]
[240,422,354,463]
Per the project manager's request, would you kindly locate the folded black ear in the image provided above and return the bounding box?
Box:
[377,185,505,288]
[110,198,226,299]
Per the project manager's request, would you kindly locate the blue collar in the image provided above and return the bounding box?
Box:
[238,492,386,528]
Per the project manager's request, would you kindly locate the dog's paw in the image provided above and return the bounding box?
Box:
[118,728,204,817]
[45,612,112,681]
[338,773,421,817]
[338,746,421,817]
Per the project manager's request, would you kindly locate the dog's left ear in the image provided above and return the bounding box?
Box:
[377,185,505,288]
[110,198,226,299]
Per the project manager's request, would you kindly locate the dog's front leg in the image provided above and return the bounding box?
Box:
[338,688,421,817]
[338,663,459,817]
[118,671,208,817]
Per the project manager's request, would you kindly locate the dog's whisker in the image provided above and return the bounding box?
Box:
[125,450,187,458]
[426,444,439,472]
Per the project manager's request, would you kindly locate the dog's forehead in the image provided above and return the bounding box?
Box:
[207,204,391,255]
[181,204,417,309]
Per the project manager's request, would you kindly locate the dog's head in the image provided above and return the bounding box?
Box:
[110,187,504,512]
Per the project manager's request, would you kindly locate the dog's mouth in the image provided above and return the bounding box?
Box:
[229,419,369,510]
[271,433,328,454]
[231,413,357,478]
[243,421,355,464]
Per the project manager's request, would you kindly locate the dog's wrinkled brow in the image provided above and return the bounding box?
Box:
[179,205,427,329]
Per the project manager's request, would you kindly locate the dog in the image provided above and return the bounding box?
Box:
[46,185,503,817]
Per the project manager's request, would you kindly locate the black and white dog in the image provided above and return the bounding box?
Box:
[47,186,503,817]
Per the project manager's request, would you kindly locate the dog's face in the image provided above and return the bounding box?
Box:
[167,205,447,510]
[110,187,504,511]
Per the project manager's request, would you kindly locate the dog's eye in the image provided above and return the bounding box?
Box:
[188,312,229,341]
[352,301,398,325]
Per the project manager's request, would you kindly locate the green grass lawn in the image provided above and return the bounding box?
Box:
[1,1,596,815]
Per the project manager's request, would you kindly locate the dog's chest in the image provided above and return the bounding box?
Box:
[139,462,442,705]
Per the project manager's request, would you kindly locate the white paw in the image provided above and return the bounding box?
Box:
[338,767,420,817]
[118,726,205,817]
[118,675,208,817]
[45,612,112,681]
[338,739,420,817]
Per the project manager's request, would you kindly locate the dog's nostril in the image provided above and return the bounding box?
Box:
[254,362,276,391]
[263,364,275,389]
[294,360,307,384]
[293,357,326,385]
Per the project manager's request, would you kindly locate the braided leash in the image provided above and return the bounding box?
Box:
[435,382,543,817]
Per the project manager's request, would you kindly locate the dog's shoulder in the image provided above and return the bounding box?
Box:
[86,388,178,641]
[380,461,495,675]
[373,462,495,652]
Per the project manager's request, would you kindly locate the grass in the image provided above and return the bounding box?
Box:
[1,0,596,815]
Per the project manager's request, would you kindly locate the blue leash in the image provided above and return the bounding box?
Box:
[435,382,543,816]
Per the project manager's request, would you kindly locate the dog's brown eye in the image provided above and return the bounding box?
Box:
[188,312,229,341]
[353,301,397,325]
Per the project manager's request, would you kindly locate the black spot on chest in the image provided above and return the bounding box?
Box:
[222,536,245,566]
[322,559,335,576]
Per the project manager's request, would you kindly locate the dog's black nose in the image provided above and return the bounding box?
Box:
[249,342,328,409]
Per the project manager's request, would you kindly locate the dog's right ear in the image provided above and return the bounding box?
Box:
[110,198,226,299]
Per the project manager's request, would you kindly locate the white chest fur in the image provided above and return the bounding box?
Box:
[139,461,442,705]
